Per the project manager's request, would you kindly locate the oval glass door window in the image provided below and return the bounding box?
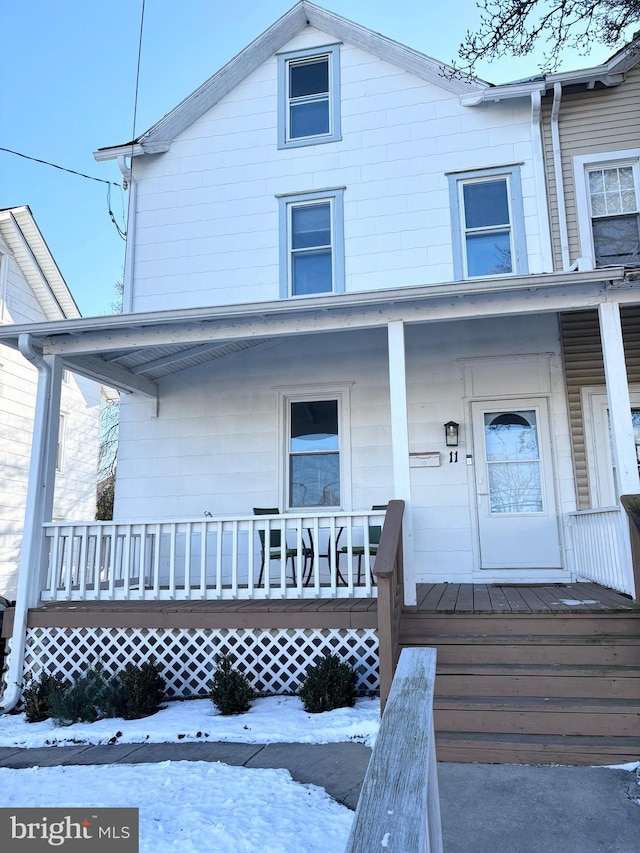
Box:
[484,410,543,513]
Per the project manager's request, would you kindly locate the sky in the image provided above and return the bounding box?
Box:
[1,1,631,318]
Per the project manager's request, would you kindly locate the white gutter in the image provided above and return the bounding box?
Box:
[118,156,136,314]
[1,335,52,711]
[530,90,554,272]
[551,82,571,270]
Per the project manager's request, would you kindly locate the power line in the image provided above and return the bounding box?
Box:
[0,147,122,187]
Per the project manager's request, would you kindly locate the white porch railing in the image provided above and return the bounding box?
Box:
[569,506,635,595]
[41,510,386,602]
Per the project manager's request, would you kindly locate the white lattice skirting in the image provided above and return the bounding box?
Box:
[3,627,379,699]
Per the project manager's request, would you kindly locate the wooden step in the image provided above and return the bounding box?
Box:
[435,664,640,699]
[400,635,639,666]
[401,612,640,637]
[434,696,639,737]
[435,732,640,765]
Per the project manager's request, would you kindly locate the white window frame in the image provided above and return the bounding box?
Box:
[278,189,345,298]
[277,44,341,149]
[574,149,640,269]
[448,165,528,280]
[276,384,352,512]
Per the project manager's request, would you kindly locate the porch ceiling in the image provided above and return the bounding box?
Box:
[0,267,633,394]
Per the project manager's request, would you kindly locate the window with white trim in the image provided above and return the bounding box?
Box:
[587,163,640,267]
[448,166,528,280]
[288,399,340,508]
[277,45,341,148]
[278,189,345,297]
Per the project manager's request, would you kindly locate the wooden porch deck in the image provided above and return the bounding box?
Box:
[4,582,636,635]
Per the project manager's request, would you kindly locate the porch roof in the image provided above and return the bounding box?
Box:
[0,267,632,395]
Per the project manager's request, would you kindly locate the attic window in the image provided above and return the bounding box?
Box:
[278,45,341,148]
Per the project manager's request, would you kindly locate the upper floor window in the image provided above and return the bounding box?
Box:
[448,166,528,280]
[574,150,640,270]
[278,189,345,298]
[277,45,341,148]
[587,164,639,267]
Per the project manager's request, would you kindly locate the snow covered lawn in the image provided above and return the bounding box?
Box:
[0,697,379,852]
[0,761,353,852]
[0,695,379,748]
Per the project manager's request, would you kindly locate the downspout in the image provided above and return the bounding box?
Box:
[551,82,571,270]
[1,336,52,711]
[530,90,554,272]
[118,155,136,314]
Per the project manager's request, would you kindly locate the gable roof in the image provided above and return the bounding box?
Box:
[94,1,485,162]
[0,206,81,321]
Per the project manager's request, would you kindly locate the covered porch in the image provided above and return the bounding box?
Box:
[2,270,640,726]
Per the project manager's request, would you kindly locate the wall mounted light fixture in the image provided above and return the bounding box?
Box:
[444,421,459,447]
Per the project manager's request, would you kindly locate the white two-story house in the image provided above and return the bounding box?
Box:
[0,206,101,601]
[1,4,638,761]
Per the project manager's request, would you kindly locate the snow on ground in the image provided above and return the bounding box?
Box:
[0,697,378,852]
[0,762,353,853]
[0,695,379,748]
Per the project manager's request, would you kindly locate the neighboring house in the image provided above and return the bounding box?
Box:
[0,4,638,762]
[0,206,101,600]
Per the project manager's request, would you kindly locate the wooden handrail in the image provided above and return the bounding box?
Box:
[373,499,405,710]
[372,499,404,578]
[346,647,442,853]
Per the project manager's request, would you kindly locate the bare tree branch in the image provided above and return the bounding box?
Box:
[456,0,640,76]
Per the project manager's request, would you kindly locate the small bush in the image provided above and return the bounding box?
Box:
[209,654,256,715]
[47,665,116,726]
[298,653,357,714]
[22,673,68,724]
[114,661,166,720]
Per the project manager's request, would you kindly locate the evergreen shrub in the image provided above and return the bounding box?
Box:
[209,654,256,715]
[115,661,166,720]
[298,653,357,713]
[23,673,68,724]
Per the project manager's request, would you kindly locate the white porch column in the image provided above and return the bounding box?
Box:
[1,343,62,711]
[387,320,416,605]
[598,302,640,497]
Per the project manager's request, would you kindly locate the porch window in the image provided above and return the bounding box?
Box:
[587,164,640,267]
[277,45,341,148]
[288,399,340,507]
[448,166,528,280]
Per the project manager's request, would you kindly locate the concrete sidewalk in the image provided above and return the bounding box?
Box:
[0,742,638,852]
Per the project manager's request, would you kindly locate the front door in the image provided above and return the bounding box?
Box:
[472,398,561,569]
